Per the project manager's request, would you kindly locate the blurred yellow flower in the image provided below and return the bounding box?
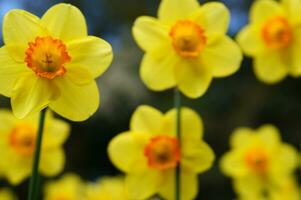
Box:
[269,177,300,200]
[0,188,17,200]
[132,0,242,98]
[44,174,85,200]
[85,176,127,200]
[0,3,113,121]
[0,110,70,185]
[237,0,301,83]
[220,124,299,199]
[108,105,215,200]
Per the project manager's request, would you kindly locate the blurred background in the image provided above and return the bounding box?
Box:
[0,0,300,199]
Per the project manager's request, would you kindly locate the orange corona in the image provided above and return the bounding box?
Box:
[25,36,71,79]
[244,148,268,174]
[169,20,207,58]
[144,136,180,170]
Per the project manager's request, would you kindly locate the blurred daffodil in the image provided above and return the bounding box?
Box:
[44,174,85,200]
[0,188,17,200]
[108,105,215,200]
[237,0,301,83]
[220,124,299,199]
[132,0,242,98]
[0,110,70,185]
[85,176,127,200]
[0,3,113,121]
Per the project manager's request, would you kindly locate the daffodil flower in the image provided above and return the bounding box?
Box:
[0,3,113,121]
[220,125,299,199]
[237,0,301,83]
[0,110,70,185]
[44,174,85,200]
[108,105,214,200]
[132,0,242,98]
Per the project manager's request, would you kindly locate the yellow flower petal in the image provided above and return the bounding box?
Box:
[289,37,301,77]
[6,160,31,185]
[0,47,31,97]
[158,0,199,24]
[65,66,94,86]
[257,124,281,148]
[49,78,99,121]
[67,36,113,78]
[163,107,204,139]
[130,105,163,134]
[182,140,215,173]
[0,188,16,200]
[0,110,16,132]
[202,36,242,77]
[3,9,46,46]
[140,53,176,91]
[175,60,212,98]
[11,75,59,119]
[126,171,160,200]
[108,132,147,173]
[41,3,87,41]
[132,16,170,54]
[220,151,248,177]
[194,2,230,34]
[282,0,301,24]
[250,0,283,23]
[254,53,288,84]
[40,148,65,176]
[230,127,254,148]
[236,25,265,56]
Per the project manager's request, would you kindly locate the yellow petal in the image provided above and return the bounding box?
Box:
[140,53,176,91]
[40,148,65,176]
[257,124,281,148]
[3,9,46,46]
[132,16,170,54]
[175,60,212,99]
[158,0,200,24]
[254,53,288,84]
[41,3,87,41]
[67,36,113,78]
[282,0,301,24]
[126,171,160,200]
[108,132,147,173]
[236,25,265,56]
[250,0,283,23]
[194,2,230,34]
[163,107,204,139]
[202,36,242,77]
[233,177,264,198]
[0,189,16,200]
[0,110,16,132]
[230,127,254,148]
[49,78,99,121]
[220,151,248,177]
[65,65,94,86]
[182,140,215,173]
[11,75,59,119]
[130,105,163,134]
[0,47,31,97]
[6,159,31,185]
[289,38,301,77]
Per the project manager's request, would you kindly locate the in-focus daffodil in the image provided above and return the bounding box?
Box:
[0,110,70,185]
[0,188,17,200]
[108,105,215,200]
[0,3,113,121]
[44,174,85,200]
[220,124,299,199]
[85,176,127,200]
[132,0,242,98]
[237,0,301,83]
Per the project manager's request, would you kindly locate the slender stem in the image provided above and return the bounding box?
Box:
[27,108,47,200]
[174,88,181,200]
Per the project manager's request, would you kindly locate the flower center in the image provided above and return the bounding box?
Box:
[25,36,71,79]
[244,148,268,174]
[262,16,292,50]
[169,20,207,58]
[9,124,36,156]
[144,136,180,170]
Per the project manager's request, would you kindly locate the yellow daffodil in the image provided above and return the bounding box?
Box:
[0,188,17,200]
[0,3,113,121]
[44,174,85,200]
[220,124,299,199]
[237,0,301,83]
[108,105,215,200]
[85,176,127,200]
[0,110,70,185]
[132,0,242,98]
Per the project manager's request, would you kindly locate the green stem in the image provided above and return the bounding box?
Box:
[174,88,181,200]
[27,108,47,200]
